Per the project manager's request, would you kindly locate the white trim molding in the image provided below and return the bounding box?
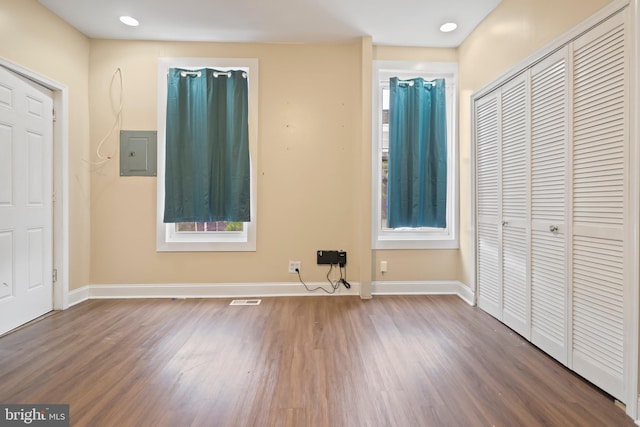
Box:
[371,60,459,250]
[372,280,473,305]
[631,0,640,421]
[68,281,362,304]
[68,287,89,307]
[67,281,474,305]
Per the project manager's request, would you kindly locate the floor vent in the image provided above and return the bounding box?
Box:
[230,299,262,306]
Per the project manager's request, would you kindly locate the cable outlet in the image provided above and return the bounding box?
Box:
[288,261,301,273]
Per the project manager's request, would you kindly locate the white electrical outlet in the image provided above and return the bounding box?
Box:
[380,261,388,273]
[288,261,301,273]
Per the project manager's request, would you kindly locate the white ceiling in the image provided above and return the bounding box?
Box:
[37,0,501,48]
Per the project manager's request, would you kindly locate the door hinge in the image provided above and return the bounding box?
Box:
[52,268,58,283]
[52,108,56,122]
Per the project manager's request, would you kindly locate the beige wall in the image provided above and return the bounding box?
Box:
[0,0,91,291]
[457,0,615,286]
[89,40,365,284]
[89,40,465,286]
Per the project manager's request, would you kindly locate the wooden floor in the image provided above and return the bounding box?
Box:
[0,295,634,427]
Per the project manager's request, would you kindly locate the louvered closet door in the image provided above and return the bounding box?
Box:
[475,91,501,320]
[500,74,529,339]
[530,48,569,365]
[571,11,627,401]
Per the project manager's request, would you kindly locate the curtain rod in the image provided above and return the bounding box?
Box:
[396,79,436,86]
[178,70,247,78]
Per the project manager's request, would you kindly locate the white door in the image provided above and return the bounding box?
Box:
[0,66,53,336]
[570,11,628,402]
[530,48,569,365]
[475,90,501,320]
[500,73,530,339]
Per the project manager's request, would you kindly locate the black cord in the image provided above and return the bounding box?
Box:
[339,263,351,288]
[326,264,340,290]
[297,267,338,294]
[296,264,350,294]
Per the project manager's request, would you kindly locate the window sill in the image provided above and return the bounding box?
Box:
[156,240,256,252]
[156,225,256,252]
[373,233,459,250]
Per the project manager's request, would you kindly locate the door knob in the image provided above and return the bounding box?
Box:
[549,225,559,232]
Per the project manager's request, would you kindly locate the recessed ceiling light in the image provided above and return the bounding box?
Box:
[440,22,458,33]
[119,16,139,27]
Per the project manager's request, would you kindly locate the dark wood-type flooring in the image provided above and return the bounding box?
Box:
[0,295,635,427]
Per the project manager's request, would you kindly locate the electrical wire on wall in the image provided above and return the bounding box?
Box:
[296,263,351,294]
[338,263,350,289]
[85,67,123,166]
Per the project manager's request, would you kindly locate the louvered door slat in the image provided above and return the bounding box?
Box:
[502,226,528,336]
[501,79,528,221]
[476,92,501,319]
[530,48,568,364]
[478,222,500,317]
[500,76,529,338]
[573,236,624,372]
[571,12,626,401]
[531,230,566,361]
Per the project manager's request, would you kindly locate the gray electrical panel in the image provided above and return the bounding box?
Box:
[120,130,157,176]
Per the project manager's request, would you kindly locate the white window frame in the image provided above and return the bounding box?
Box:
[372,60,458,250]
[156,57,258,252]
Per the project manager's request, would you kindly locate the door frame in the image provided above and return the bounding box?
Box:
[0,57,69,311]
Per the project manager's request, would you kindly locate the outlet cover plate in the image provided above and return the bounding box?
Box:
[288,261,301,273]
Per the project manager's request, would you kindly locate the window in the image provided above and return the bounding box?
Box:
[156,58,258,252]
[372,61,458,249]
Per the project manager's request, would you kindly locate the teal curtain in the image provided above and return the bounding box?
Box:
[387,77,447,229]
[164,68,250,223]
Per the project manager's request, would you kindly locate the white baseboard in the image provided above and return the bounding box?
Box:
[68,286,90,307]
[67,280,474,305]
[68,281,361,303]
[372,280,475,305]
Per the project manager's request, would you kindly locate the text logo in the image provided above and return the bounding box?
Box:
[0,405,69,426]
